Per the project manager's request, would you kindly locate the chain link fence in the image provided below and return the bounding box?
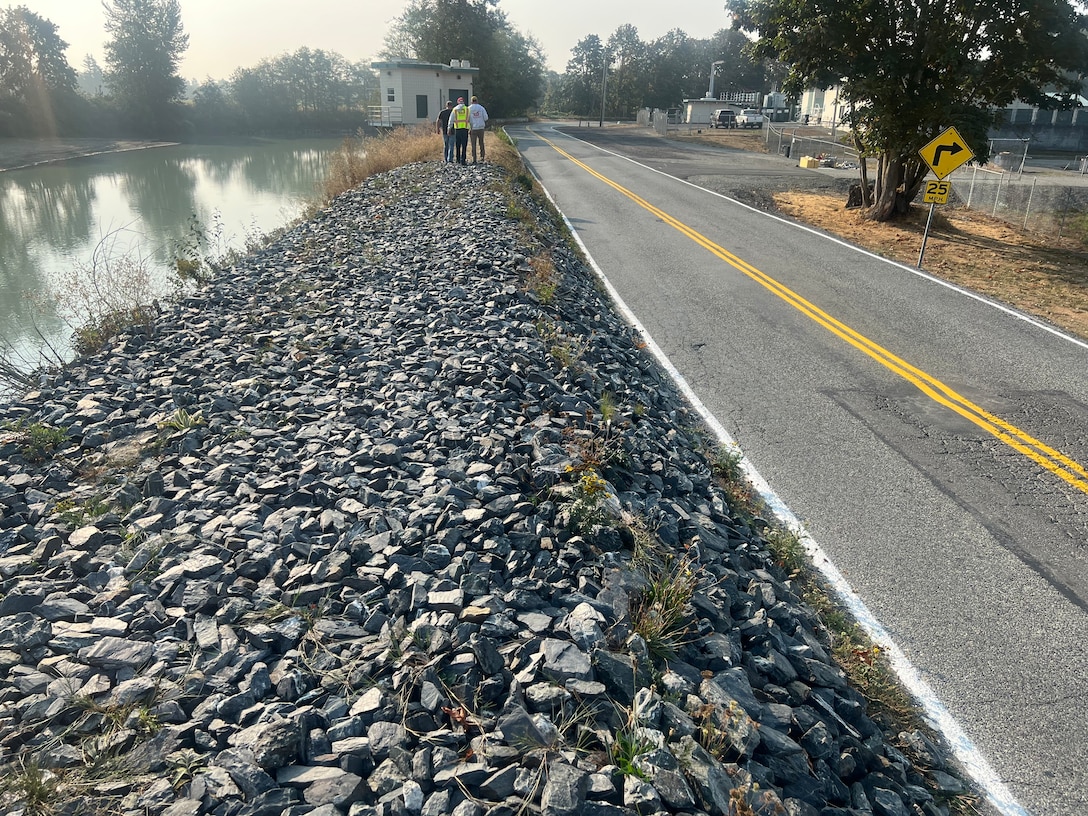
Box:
[764,125,860,168]
[763,124,1088,242]
[945,165,1088,240]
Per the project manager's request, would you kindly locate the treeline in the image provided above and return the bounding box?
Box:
[0,3,379,140]
[543,26,779,120]
[2,0,774,143]
[189,50,379,138]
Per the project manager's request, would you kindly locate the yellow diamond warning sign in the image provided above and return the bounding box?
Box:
[919,127,974,180]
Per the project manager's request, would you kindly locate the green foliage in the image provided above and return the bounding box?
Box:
[765,527,806,576]
[73,305,156,355]
[53,495,110,527]
[525,254,559,304]
[565,469,614,533]
[610,708,655,778]
[729,0,1088,219]
[158,407,205,432]
[2,419,67,462]
[37,228,159,358]
[708,444,744,483]
[0,7,77,137]
[1,758,58,816]
[168,749,208,791]
[599,391,618,425]
[629,521,700,661]
[544,27,771,119]
[225,48,377,135]
[382,0,546,117]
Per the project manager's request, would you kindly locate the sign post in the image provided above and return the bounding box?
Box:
[917,127,975,268]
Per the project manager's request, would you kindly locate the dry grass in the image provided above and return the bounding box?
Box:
[323,125,442,201]
[322,127,526,204]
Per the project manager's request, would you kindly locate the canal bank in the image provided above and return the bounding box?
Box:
[0,157,980,816]
[0,138,178,172]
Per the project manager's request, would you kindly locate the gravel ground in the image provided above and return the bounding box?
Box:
[0,158,977,816]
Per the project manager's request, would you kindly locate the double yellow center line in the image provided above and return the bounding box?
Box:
[534,130,1088,496]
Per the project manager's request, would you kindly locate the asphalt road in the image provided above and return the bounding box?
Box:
[509,123,1088,816]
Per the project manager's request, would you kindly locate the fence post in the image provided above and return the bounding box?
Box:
[966,166,977,209]
[1023,177,1037,230]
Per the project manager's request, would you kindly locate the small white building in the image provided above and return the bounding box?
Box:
[798,85,845,126]
[369,58,479,127]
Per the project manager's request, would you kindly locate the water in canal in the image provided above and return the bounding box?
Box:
[0,138,344,373]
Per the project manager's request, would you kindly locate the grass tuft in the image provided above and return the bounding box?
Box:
[628,518,700,661]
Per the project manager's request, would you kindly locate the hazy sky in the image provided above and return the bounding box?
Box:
[22,0,727,79]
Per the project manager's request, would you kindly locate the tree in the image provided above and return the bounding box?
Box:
[103,0,189,136]
[382,0,545,117]
[605,25,648,118]
[78,55,106,97]
[0,6,77,135]
[728,0,1088,221]
[548,35,606,117]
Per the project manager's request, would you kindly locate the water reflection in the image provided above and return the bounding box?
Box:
[0,138,341,363]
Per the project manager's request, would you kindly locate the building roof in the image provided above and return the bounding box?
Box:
[371,58,479,73]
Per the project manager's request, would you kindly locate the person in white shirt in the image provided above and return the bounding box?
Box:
[467,95,489,164]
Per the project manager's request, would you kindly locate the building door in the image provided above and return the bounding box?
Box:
[416,95,429,120]
[450,89,468,104]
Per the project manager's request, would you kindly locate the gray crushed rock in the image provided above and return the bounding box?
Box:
[0,159,968,816]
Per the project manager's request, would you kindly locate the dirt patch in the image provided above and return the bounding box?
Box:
[773,190,1088,340]
[669,129,771,154]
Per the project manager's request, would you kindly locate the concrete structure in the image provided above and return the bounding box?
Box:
[369,59,479,127]
[683,92,762,126]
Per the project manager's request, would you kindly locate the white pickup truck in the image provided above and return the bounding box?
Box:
[735,109,766,129]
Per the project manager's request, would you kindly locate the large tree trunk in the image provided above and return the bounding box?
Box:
[866,152,930,221]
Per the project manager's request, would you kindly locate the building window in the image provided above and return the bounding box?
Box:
[387,87,395,102]
[416,95,428,119]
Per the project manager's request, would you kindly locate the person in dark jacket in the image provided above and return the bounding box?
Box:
[436,100,455,163]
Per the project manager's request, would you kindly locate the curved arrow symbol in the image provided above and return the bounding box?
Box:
[933,143,963,165]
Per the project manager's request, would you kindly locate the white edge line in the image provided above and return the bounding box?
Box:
[548,124,1088,354]
[510,125,1032,816]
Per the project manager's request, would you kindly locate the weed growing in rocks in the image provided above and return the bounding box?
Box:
[803,586,919,728]
[764,526,806,576]
[157,407,206,432]
[52,494,110,527]
[1,418,67,462]
[38,229,160,357]
[167,749,208,791]
[564,469,615,534]
[628,521,701,660]
[525,253,559,304]
[0,758,58,816]
[611,721,655,779]
[534,318,588,372]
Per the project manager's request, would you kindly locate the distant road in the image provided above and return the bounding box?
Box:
[510,123,1088,816]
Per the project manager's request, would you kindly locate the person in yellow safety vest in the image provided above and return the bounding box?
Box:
[450,97,470,165]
